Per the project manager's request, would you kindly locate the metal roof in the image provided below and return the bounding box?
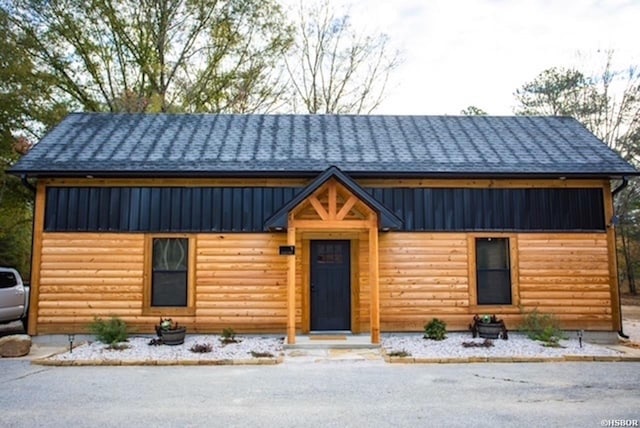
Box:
[10,113,638,178]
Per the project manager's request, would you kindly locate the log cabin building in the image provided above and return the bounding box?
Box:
[10,113,638,344]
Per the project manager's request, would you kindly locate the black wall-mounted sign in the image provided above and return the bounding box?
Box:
[279,245,295,256]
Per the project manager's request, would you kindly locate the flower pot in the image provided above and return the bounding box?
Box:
[160,327,187,345]
[476,323,503,339]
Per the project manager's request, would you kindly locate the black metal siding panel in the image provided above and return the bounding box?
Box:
[44,186,605,233]
[366,187,605,232]
[199,188,210,230]
[44,187,302,232]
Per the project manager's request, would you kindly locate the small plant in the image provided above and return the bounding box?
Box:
[424,318,447,341]
[251,350,274,358]
[220,327,238,344]
[462,339,494,348]
[89,317,129,345]
[158,317,179,331]
[520,309,566,346]
[190,343,213,353]
[148,338,163,346]
[388,349,411,357]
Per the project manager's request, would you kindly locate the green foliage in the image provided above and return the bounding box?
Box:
[520,309,566,346]
[159,317,180,331]
[514,67,604,119]
[89,317,129,345]
[220,327,238,344]
[424,318,447,341]
[0,8,68,276]
[7,0,293,113]
[460,105,488,116]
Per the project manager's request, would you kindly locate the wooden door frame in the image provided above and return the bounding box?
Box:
[300,233,361,334]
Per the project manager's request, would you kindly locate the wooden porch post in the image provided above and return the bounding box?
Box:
[28,181,46,336]
[369,226,380,344]
[603,185,621,332]
[287,225,297,344]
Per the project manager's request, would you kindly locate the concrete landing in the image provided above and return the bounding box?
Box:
[284,334,379,350]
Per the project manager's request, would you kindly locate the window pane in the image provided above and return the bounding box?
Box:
[153,238,188,270]
[477,271,512,304]
[151,238,188,307]
[476,238,512,305]
[477,238,508,269]
[152,271,187,306]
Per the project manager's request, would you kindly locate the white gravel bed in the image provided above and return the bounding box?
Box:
[49,335,284,362]
[382,332,622,358]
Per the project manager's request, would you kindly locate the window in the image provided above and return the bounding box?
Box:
[144,236,194,315]
[0,271,18,289]
[475,238,512,305]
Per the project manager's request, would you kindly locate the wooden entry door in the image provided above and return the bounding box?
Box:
[310,240,351,331]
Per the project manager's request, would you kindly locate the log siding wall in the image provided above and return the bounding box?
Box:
[38,233,145,331]
[378,232,612,331]
[36,232,288,333]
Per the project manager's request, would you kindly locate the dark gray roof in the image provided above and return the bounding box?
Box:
[10,113,638,177]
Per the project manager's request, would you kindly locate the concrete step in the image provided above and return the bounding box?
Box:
[284,334,379,350]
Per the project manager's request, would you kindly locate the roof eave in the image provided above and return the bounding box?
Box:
[9,169,639,180]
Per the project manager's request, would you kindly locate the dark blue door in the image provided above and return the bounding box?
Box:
[311,240,351,331]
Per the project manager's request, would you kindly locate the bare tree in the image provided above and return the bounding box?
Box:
[284,0,400,114]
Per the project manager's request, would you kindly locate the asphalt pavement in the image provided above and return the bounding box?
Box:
[1,360,638,427]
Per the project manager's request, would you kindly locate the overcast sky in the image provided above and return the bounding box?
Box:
[287,0,640,115]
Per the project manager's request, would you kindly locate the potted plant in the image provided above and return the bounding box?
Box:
[469,314,508,340]
[155,317,187,345]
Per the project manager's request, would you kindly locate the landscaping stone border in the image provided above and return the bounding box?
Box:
[382,348,640,364]
[32,356,284,366]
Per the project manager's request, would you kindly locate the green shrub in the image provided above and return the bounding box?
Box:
[89,317,129,345]
[424,318,447,341]
[520,309,565,346]
[220,327,238,344]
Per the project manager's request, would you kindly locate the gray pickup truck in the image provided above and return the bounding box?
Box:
[0,267,29,326]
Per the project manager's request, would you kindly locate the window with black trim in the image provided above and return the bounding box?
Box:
[151,238,188,307]
[476,238,512,305]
